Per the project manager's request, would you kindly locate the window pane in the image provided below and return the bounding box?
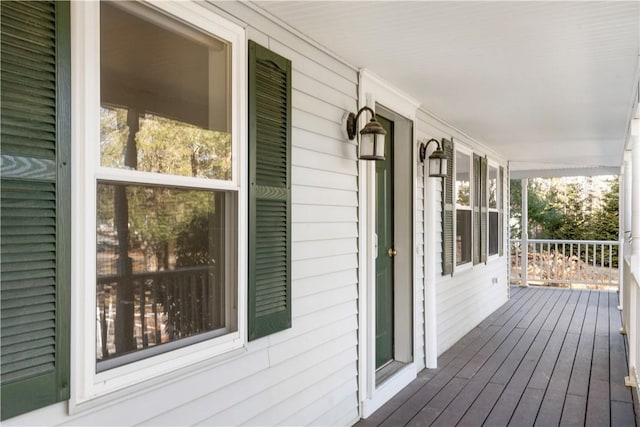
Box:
[96,182,237,367]
[489,211,499,255]
[456,210,472,265]
[489,166,498,208]
[100,2,232,180]
[456,152,470,207]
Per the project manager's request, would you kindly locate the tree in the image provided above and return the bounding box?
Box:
[587,178,619,241]
[510,178,564,239]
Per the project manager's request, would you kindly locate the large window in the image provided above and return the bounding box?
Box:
[96,1,237,370]
[455,151,472,265]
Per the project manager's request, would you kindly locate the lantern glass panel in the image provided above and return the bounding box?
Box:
[374,134,385,158]
[429,157,439,176]
[360,133,374,158]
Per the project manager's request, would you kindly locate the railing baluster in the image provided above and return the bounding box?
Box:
[570,243,574,288]
[545,242,549,284]
[140,280,147,348]
[152,281,159,345]
[560,243,564,285]
[593,243,597,287]
[578,243,582,286]
[599,243,603,289]
[552,242,556,284]
[533,241,537,283]
[202,272,207,330]
[190,274,197,332]
[609,243,613,286]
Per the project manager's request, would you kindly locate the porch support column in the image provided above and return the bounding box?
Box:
[521,178,529,287]
[632,119,640,278]
[626,117,639,388]
[625,153,633,257]
[621,153,632,314]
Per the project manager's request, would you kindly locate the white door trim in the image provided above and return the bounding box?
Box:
[357,69,421,418]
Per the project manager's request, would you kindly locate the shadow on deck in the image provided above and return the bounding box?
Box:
[357,286,638,426]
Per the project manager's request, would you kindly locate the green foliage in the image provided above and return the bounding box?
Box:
[588,178,619,241]
[510,176,619,241]
[175,212,217,267]
[100,106,231,180]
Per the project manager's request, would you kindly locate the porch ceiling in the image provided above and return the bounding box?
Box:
[251,1,640,177]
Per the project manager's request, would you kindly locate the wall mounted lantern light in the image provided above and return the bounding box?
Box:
[346,106,387,160]
[419,138,448,178]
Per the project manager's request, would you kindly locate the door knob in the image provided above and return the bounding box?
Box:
[388,248,397,257]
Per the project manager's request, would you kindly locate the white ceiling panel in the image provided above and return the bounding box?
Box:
[252,1,640,175]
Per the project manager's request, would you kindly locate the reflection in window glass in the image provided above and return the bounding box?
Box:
[456,151,472,265]
[489,166,497,209]
[457,210,472,265]
[489,165,499,256]
[96,183,237,366]
[100,107,231,180]
[489,211,499,255]
[100,1,232,180]
[456,152,470,207]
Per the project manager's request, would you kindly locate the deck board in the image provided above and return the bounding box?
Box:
[356,286,637,427]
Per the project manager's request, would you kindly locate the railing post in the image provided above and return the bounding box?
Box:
[521,178,529,287]
[621,158,632,312]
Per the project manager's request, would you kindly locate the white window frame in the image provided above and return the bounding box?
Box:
[454,147,473,269]
[488,162,500,258]
[70,0,247,410]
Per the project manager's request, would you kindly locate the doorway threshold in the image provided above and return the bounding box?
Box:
[376,360,406,386]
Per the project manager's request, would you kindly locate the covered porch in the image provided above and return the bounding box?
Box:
[250,3,640,423]
[357,286,637,426]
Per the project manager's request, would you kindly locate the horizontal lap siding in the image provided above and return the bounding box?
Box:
[415,109,509,358]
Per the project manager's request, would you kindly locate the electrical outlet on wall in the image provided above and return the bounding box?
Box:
[492,277,498,285]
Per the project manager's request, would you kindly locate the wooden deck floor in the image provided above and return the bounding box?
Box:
[358,286,638,427]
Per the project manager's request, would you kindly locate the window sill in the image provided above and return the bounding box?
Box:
[71,342,247,415]
[454,262,473,275]
[487,254,501,264]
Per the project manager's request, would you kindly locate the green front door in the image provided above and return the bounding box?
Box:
[375,115,394,369]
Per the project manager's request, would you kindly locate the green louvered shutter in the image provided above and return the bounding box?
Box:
[498,166,505,257]
[1,0,71,420]
[472,154,481,265]
[472,154,488,265]
[480,156,488,263]
[248,41,292,341]
[441,138,454,275]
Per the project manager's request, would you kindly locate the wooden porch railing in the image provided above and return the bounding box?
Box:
[96,266,221,360]
[510,239,619,290]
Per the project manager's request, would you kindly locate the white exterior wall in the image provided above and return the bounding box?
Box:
[6,2,361,426]
[415,109,509,357]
